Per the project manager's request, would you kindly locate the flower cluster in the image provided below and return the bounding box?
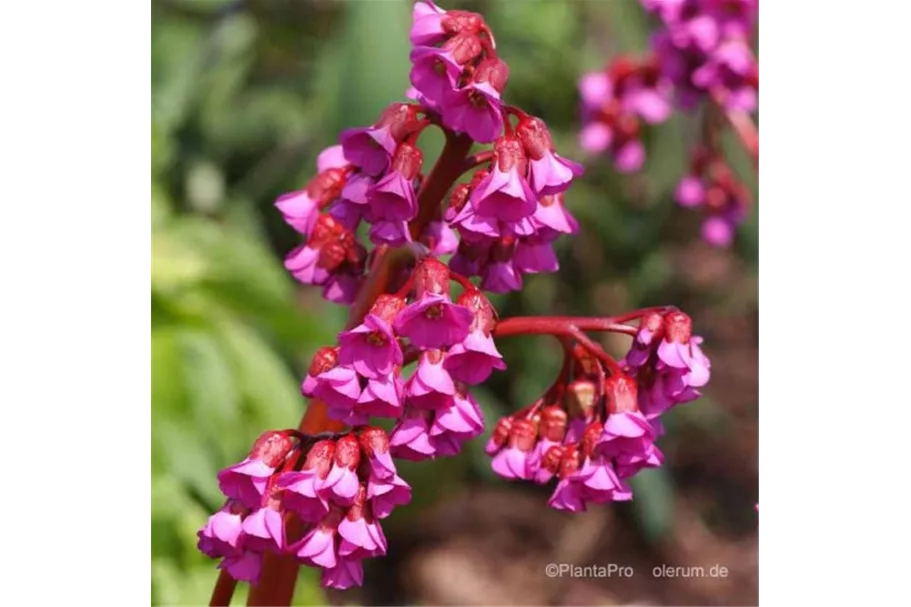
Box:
[198,427,411,590]
[578,0,757,247]
[485,308,709,511]
[675,146,750,247]
[275,1,583,299]
[642,0,758,112]
[200,1,715,598]
[578,55,672,172]
[303,257,503,460]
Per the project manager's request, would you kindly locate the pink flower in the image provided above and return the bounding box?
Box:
[284,244,329,286]
[338,313,402,379]
[394,293,472,350]
[442,82,504,143]
[219,550,262,583]
[444,329,505,385]
[274,190,319,235]
[597,410,663,478]
[340,126,397,176]
[367,472,413,519]
[389,409,436,461]
[320,434,362,505]
[217,431,291,509]
[405,350,456,410]
[516,116,584,196]
[197,504,244,558]
[306,365,361,411]
[657,312,711,387]
[410,0,448,45]
[356,374,404,420]
[576,455,632,504]
[422,220,459,256]
[277,469,330,523]
[321,557,365,590]
[491,419,537,480]
[358,427,398,480]
[316,144,348,173]
[469,136,537,222]
[296,515,340,569]
[240,502,285,553]
[429,389,485,456]
[513,241,559,274]
[366,143,422,221]
[409,45,464,107]
[337,486,387,560]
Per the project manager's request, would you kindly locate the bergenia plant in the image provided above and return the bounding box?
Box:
[201,2,712,603]
[580,0,759,247]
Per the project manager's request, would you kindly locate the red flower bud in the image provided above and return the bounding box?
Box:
[604,375,639,414]
[369,294,407,325]
[558,443,582,479]
[509,418,539,452]
[581,421,603,459]
[564,379,597,419]
[443,32,483,65]
[442,10,484,36]
[515,116,554,161]
[305,167,347,209]
[456,288,497,334]
[249,431,293,468]
[413,256,451,298]
[334,434,361,471]
[542,444,565,474]
[391,142,423,181]
[663,311,693,344]
[494,135,527,174]
[490,416,513,450]
[377,103,423,142]
[448,182,472,213]
[473,57,510,93]
[539,405,568,442]
[358,426,391,458]
[303,439,337,480]
[308,346,339,377]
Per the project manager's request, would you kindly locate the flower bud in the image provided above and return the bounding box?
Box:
[604,375,638,414]
[538,405,568,442]
[564,379,597,419]
[442,10,484,36]
[249,431,294,468]
[443,32,483,65]
[541,444,565,474]
[306,167,347,209]
[303,439,336,480]
[558,443,582,479]
[369,294,407,325]
[473,57,510,93]
[494,135,527,174]
[377,103,423,142]
[334,434,362,471]
[580,421,603,459]
[390,142,423,181]
[448,182,472,214]
[515,116,554,161]
[413,256,451,298]
[308,346,339,377]
[489,416,513,450]
[663,311,693,344]
[509,418,539,452]
[456,288,497,334]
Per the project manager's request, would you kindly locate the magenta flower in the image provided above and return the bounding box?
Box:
[219,550,262,583]
[217,432,291,509]
[366,472,413,519]
[409,45,463,107]
[389,409,436,461]
[276,469,330,523]
[490,419,536,480]
[321,557,365,590]
[442,82,504,143]
[366,150,421,222]
[444,329,505,384]
[316,144,348,173]
[320,434,362,504]
[358,427,398,480]
[469,137,537,221]
[284,244,329,286]
[274,190,320,236]
[576,455,631,504]
[404,350,456,410]
[368,219,412,247]
[394,293,472,349]
[197,505,244,558]
[516,116,584,196]
[338,313,402,379]
[296,518,339,569]
[305,365,361,411]
[429,389,485,456]
[340,126,397,176]
[597,411,662,478]
[241,502,285,553]
[657,312,711,387]
[355,374,404,420]
[410,0,448,45]
[513,241,559,274]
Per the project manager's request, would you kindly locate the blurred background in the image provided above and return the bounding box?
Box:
[151,0,758,605]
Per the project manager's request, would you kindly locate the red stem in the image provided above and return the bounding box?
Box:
[567,327,622,376]
[459,150,494,174]
[238,126,474,607]
[493,316,640,338]
[209,571,237,607]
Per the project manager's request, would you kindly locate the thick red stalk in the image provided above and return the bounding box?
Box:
[237,128,473,607]
[492,315,641,338]
[209,571,237,607]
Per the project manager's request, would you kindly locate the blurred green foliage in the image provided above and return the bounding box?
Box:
[152,1,758,604]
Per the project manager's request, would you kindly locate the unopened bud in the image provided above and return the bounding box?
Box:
[542,444,565,473]
[358,426,391,458]
[306,167,347,208]
[515,116,554,161]
[334,434,362,471]
[456,288,497,334]
[369,294,407,325]
[581,421,603,459]
[558,443,582,479]
[564,379,597,419]
[413,256,451,297]
[663,311,693,344]
[509,418,538,452]
[443,32,483,65]
[490,417,513,450]
[377,103,423,142]
[303,439,337,479]
[604,375,638,414]
[390,142,424,181]
[539,405,568,442]
[249,431,293,468]
[473,57,510,93]
[308,346,338,376]
[494,135,527,174]
[448,182,472,213]
[442,10,484,36]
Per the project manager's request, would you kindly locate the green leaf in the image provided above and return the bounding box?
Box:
[215,317,304,431]
[629,467,676,542]
[177,329,240,435]
[336,0,412,130]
